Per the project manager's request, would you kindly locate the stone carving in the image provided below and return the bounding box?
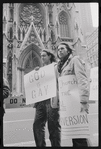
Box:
[20,4,43,26]
[19,4,44,50]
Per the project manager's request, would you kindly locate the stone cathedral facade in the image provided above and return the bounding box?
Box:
[3,3,86,97]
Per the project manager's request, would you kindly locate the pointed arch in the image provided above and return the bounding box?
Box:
[18,43,42,70]
[18,43,42,93]
[58,10,69,37]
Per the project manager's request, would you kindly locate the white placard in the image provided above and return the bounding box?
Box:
[89,67,98,101]
[24,63,56,105]
[58,75,90,139]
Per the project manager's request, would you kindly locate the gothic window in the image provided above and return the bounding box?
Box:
[49,13,53,25]
[59,11,68,37]
[39,29,42,39]
[9,8,13,21]
[51,30,55,43]
[18,28,21,40]
[9,27,13,39]
[22,28,25,40]
[43,30,46,42]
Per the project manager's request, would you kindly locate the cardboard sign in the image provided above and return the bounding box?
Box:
[24,63,56,105]
[58,75,90,139]
[89,67,98,101]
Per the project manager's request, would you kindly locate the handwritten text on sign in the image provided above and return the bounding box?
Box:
[24,63,56,105]
[58,75,90,139]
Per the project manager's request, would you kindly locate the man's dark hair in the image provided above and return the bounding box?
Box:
[57,43,72,54]
[57,43,72,59]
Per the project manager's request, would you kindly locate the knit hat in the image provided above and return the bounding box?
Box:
[41,48,55,56]
[41,48,56,62]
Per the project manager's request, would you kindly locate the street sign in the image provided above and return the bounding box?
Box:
[4,96,26,108]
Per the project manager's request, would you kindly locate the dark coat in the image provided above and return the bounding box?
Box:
[3,77,10,115]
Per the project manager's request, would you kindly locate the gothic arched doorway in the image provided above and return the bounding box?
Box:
[18,43,42,95]
[24,50,41,75]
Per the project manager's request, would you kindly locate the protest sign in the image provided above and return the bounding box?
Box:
[89,67,98,101]
[24,63,56,105]
[58,75,90,139]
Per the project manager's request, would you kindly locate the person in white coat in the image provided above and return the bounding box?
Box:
[57,42,90,146]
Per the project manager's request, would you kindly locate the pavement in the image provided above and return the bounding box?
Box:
[3,101,98,147]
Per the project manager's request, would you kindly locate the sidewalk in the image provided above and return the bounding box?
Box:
[4,136,98,147]
[4,139,72,147]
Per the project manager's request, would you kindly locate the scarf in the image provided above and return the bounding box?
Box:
[58,53,71,74]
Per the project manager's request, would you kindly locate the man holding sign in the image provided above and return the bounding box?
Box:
[31,49,61,146]
[57,42,91,146]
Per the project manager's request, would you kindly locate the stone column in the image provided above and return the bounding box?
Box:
[12,55,17,95]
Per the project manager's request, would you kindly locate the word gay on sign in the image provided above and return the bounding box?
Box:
[58,75,90,139]
[24,63,56,105]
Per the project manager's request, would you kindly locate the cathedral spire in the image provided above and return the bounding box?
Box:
[20,21,44,51]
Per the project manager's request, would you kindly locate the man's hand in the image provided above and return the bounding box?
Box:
[80,102,89,114]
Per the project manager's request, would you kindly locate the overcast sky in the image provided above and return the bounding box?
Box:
[90,3,98,27]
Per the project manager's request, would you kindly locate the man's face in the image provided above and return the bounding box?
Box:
[41,51,51,65]
[57,44,68,59]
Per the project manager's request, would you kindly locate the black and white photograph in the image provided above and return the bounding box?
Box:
[3,3,98,147]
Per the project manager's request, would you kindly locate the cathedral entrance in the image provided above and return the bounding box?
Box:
[18,43,42,96]
[24,49,41,75]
